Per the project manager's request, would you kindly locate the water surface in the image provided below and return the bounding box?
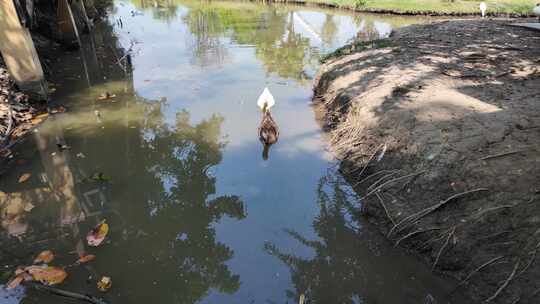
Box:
[0,2,458,303]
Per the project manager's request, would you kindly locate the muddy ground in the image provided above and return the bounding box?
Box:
[314,19,540,303]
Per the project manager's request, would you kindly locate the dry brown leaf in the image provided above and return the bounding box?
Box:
[33,250,54,264]
[87,220,109,247]
[18,173,31,183]
[77,254,96,264]
[6,275,24,289]
[97,276,112,291]
[25,266,67,285]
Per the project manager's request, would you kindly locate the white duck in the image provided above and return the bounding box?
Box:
[480,2,487,18]
[534,3,540,20]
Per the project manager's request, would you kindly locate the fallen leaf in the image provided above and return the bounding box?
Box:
[6,275,24,289]
[18,173,31,183]
[91,172,110,182]
[77,254,96,264]
[25,266,67,285]
[98,92,116,100]
[50,106,66,114]
[33,250,54,264]
[97,276,112,291]
[87,220,109,247]
[14,267,25,276]
[76,152,86,158]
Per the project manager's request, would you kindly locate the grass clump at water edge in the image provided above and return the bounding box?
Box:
[300,0,538,15]
[320,39,393,63]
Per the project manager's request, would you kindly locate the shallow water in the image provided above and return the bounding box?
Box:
[0,1,459,303]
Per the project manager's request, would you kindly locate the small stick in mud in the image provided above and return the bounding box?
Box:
[353,169,399,187]
[363,171,426,199]
[459,255,505,285]
[375,192,396,227]
[432,227,456,271]
[367,171,401,191]
[394,227,441,247]
[389,188,488,237]
[349,143,384,177]
[26,282,108,304]
[485,259,521,302]
[480,150,525,161]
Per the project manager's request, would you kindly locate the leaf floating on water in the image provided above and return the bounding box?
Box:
[49,105,66,114]
[33,250,54,264]
[6,275,24,289]
[77,254,96,264]
[25,266,68,285]
[98,92,116,101]
[91,172,110,182]
[18,173,31,183]
[97,276,112,292]
[87,220,109,247]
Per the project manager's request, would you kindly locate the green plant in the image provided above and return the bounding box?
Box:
[354,0,368,8]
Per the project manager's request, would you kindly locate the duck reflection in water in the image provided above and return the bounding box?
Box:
[257,87,279,160]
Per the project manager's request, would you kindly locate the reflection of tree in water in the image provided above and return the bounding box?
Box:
[321,14,338,47]
[182,7,228,67]
[264,170,445,304]
[103,100,245,303]
[0,96,245,303]
[133,0,179,22]
[254,12,315,81]
[180,4,316,80]
[264,171,365,304]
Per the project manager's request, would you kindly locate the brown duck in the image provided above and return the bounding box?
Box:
[257,87,279,160]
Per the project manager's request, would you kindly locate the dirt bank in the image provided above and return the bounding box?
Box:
[314,19,540,303]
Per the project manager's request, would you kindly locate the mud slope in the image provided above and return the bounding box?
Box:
[314,19,540,303]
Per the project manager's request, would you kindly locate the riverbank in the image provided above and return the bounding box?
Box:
[314,19,540,303]
[261,0,537,16]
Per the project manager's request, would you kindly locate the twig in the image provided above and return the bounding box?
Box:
[362,171,426,199]
[459,256,504,285]
[480,150,524,161]
[389,188,488,237]
[517,246,538,278]
[471,205,514,219]
[0,102,14,148]
[351,144,383,177]
[485,259,521,302]
[375,192,396,227]
[27,282,108,304]
[432,227,456,271]
[353,169,398,187]
[394,227,441,247]
[367,171,401,191]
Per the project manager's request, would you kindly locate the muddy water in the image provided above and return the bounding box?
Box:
[0,1,458,303]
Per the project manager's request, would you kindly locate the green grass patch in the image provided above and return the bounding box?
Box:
[308,0,537,14]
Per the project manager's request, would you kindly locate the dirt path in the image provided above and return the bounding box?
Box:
[314,19,540,303]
